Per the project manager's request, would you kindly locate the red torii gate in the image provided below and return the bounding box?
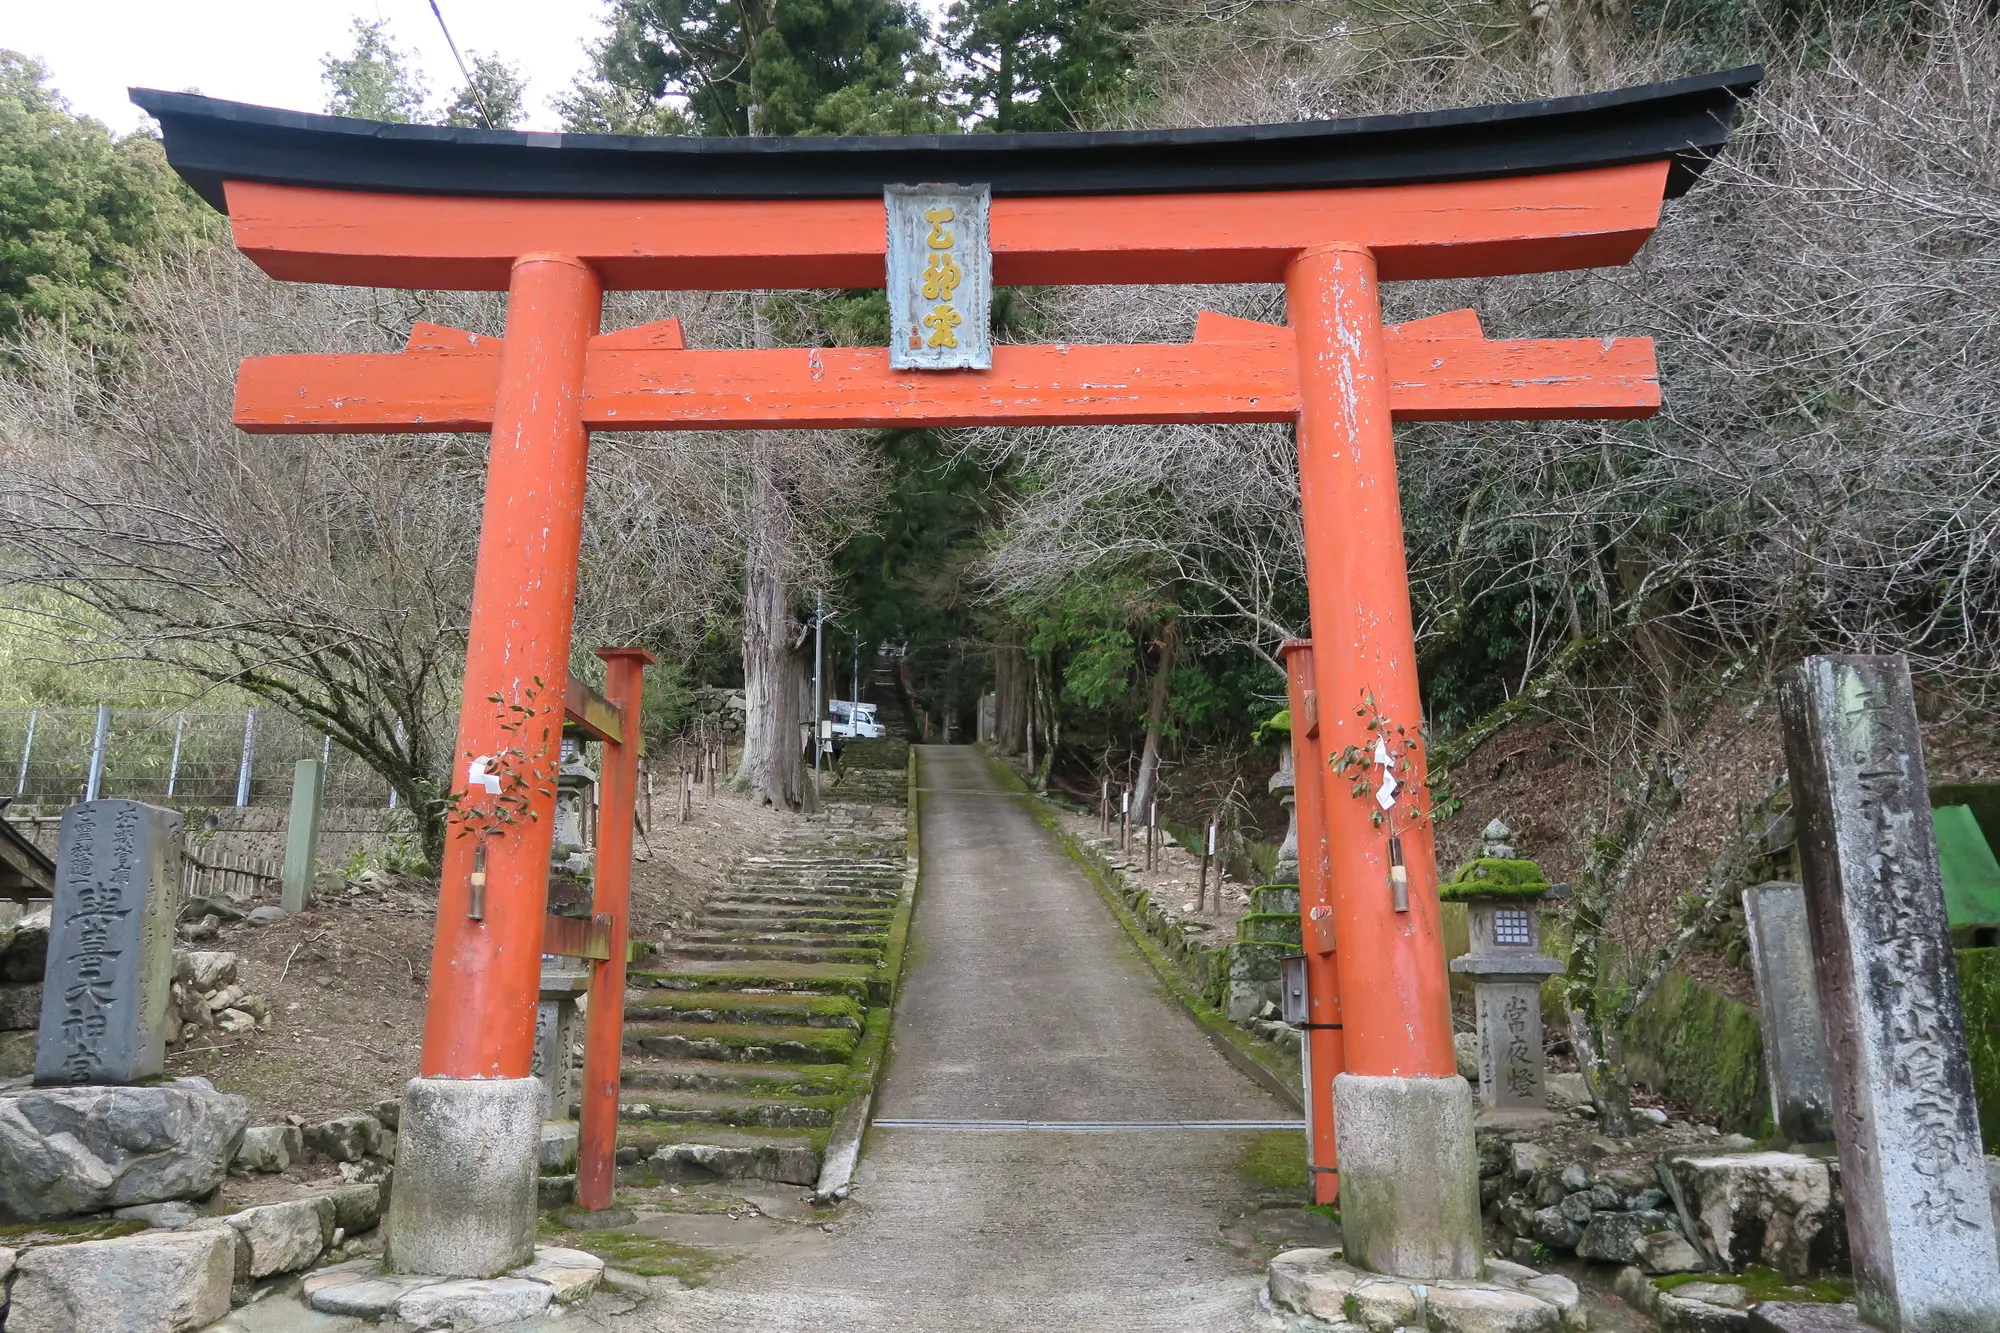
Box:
[138,68,1756,1283]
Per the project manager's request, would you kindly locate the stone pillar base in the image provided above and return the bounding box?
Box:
[1333,1072,1482,1280]
[384,1077,540,1278]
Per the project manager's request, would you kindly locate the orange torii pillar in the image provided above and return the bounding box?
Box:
[1280,639,1344,1207]
[1288,243,1477,1277]
[385,254,603,1279]
[580,647,653,1211]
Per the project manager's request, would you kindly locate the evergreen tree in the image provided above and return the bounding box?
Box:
[566,0,949,137]
[321,19,431,123]
[941,0,1139,131]
[0,53,210,346]
[442,53,529,129]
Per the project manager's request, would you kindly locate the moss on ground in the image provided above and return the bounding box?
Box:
[1241,1129,1310,1193]
[0,1217,147,1247]
[1656,1267,1852,1303]
[539,1225,731,1285]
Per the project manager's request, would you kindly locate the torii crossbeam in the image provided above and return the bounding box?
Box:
[137,65,1758,1284]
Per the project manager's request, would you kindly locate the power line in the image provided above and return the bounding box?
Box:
[426,0,497,129]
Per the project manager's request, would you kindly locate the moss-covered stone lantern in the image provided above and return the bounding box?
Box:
[1443,819,1563,1113]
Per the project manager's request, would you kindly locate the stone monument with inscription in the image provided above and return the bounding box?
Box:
[532,961,588,1120]
[1444,825,1563,1114]
[1778,654,2000,1332]
[34,800,180,1086]
[1742,881,1835,1145]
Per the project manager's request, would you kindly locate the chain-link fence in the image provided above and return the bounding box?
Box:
[0,708,396,809]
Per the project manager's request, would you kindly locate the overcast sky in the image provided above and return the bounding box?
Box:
[6,2,615,135]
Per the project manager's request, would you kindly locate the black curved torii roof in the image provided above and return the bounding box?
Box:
[131,67,1761,213]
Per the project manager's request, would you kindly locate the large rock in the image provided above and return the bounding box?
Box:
[1428,1282,1566,1333]
[1659,1150,1845,1277]
[320,1180,386,1233]
[0,912,49,983]
[0,1078,249,1221]
[1266,1248,1356,1322]
[394,1276,553,1329]
[226,1195,334,1277]
[8,1227,234,1333]
[1268,1251,1570,1333]
[303,1112,384,1162]
[512,1245,605,1305]
[1636,1229,1708,1274]
[232,1124,300,1174]
[0,982,42,1030]
[1577,1209,1679,1264]
[172,951,239,993]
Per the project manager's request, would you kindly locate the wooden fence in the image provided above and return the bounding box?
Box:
[180,843,281,904]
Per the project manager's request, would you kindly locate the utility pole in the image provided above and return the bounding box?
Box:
[812,592,825,793]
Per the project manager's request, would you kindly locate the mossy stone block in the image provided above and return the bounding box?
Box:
[1227,941,1291,1021]
[1237,912,1302,946]
[1252,884,1302,916]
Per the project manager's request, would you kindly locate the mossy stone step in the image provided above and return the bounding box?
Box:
[624,990,864,1030]
[703,904,895,923]
[625,1018,859,1064]
[628,961,875,1001]
[661,941,883,965]
[681,930,888,951]
[617,1057,847,1098]
[708,893,897,908]
[611,1087,835,1129]
[614,1125,823,1187]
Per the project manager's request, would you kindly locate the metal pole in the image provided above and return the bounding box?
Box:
[85,704,111,802]
[166,713,184,798]
[16,710,36,798]
[852,633,860,712]
[235,708,258,807]
[388,718,405,809]
[1199,821,1214,911]
[323,733,333,764]
[812,593,825,792]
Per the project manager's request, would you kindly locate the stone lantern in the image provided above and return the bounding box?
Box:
[1445,820,1564,1113]
[1261,710,1299,884]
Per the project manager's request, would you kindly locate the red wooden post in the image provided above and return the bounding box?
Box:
[578,646,652,1211]
[418,252,602,1081]
[1280,639,1345,1206]
[1288,241,1475,1276]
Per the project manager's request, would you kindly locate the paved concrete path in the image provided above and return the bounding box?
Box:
[630,744,1286,1331]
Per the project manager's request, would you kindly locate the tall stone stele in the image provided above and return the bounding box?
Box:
[1741,881,1835,1145]
[1443,822,1563,1113]
[1778,654,2000,1333]
[34,800,181,1086]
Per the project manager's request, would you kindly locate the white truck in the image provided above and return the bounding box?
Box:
[828,700,886,740]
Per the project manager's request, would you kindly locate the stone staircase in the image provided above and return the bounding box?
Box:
[612,670,913,1190]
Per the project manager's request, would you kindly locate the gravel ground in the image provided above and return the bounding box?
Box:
[614,744,1287,1332]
